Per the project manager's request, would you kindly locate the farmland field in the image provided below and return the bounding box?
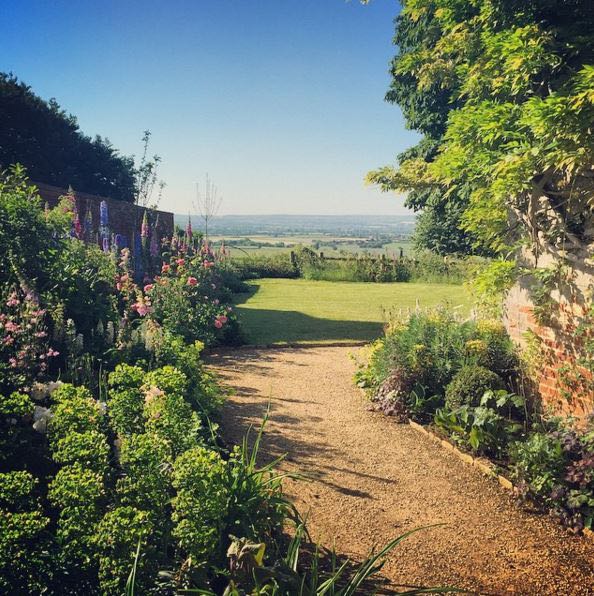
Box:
[214,239,415,258]
[234,278,471,344]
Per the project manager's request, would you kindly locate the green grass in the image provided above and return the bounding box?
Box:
[234,278,471,345]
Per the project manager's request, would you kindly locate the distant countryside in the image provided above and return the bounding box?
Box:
[175,213,416,258]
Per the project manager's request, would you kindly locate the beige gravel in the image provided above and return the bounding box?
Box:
[209,346,594,595]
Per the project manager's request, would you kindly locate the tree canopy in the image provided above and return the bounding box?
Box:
[368,0,594,257]
[0,73,136,201]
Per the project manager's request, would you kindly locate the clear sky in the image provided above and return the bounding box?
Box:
[1,0,417,216]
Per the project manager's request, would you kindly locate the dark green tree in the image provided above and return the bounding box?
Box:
[0,73,136,201]
[368,6,484,255]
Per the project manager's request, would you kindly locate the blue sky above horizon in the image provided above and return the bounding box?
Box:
[1,0,417,216]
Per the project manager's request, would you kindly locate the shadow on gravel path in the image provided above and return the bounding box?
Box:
[209,346,594,596]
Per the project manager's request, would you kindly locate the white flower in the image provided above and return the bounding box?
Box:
[32,406,53,434]
[30,380,63,402]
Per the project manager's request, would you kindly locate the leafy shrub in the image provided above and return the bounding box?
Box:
[47,463,106,566]
[52,430,110,474]
[0,390,33,418]
[96,506,155,595]
[49,383,104,443]
[0,470,38,507]
[147,329,223,416]
[510,417,594,532]
[143,367,203,455]
[445,365,505,409]
[116,432,172,519]
[435,390,525,457]
[49,238,118,357]
[367,310,477,396]
[143,364,188,398]
[0,166,66,296]
[108,364,146,437]
[0,505,51,593]
[171,446,228,566]
[473,320,519,378]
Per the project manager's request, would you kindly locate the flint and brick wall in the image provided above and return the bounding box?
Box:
[504,254,593,418]
[35,181,174,255]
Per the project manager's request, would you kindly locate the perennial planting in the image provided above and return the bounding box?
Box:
[0,168,291,593]
[357,309,594,533]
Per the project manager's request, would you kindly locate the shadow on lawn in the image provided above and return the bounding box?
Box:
[235,307,384,344]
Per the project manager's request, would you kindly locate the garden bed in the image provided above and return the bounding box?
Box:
[356,308,594,537]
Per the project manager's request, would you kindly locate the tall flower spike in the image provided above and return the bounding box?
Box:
[150,215,160,257]
[100,200,109,227]
[72,201,83,239]
[186,215,193,240]
[84,205,93,238]
[141,211,150,238]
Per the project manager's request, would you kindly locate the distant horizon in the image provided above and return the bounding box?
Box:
[175,212,415,218]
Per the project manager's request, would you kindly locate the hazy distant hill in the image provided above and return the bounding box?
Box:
[174,214,416,237]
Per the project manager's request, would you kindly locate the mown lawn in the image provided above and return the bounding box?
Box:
[234,278,471,344]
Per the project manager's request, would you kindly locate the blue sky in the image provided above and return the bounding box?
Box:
[1,0,417,215]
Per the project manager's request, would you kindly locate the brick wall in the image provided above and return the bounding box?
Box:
[504,253,593,418]
[35,181,174,256]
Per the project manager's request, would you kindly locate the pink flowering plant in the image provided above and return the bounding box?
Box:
[144,240,240,345]
[0,288,58,393]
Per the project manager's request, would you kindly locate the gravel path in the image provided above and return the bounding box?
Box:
[209,346,594,595]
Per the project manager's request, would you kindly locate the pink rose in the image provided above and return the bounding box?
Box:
[137,305,150,317]
[214,319,223,329]
[144,284,154,293]
[187,277,198,286]
[176,258,185,266]
[162,263,171,273]
[218,315,228,324]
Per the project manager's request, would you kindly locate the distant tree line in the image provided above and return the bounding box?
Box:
[0,72,136,201]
